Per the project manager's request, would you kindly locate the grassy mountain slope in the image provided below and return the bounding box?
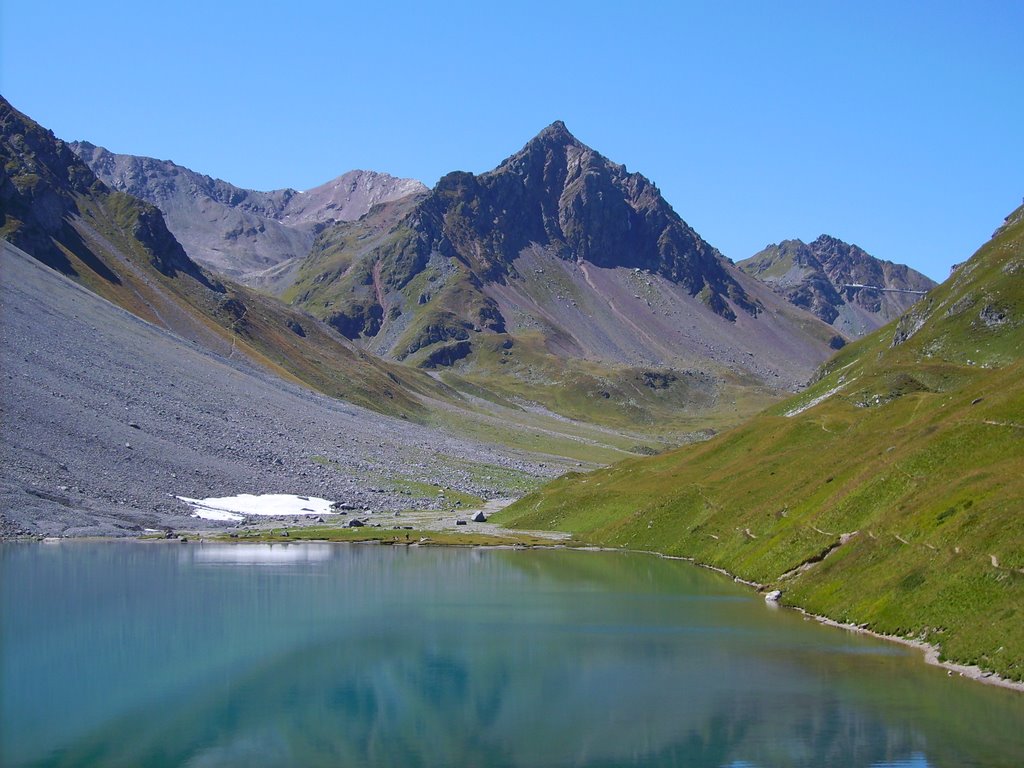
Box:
[501,203,1024,681]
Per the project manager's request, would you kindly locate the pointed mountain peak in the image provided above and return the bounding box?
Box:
[491,121,591,176]
[811,234,847,249]
[529,120,583,148]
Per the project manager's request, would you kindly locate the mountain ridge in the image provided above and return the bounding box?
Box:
[739,235,937,337]
[70,140,428,281]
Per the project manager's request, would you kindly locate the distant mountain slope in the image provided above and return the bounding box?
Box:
[739,236,936,337]
[0,95,438,418]
[502,202,1024,683]
[70,140,427,281]
[284,121,839,398]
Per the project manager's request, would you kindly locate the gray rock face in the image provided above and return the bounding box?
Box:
[70,141,427,283]
[738,236,937,337]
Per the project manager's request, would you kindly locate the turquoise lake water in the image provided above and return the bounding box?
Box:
[2,542,1022,767]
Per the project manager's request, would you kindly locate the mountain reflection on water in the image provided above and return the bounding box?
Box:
[2,543,1022,767]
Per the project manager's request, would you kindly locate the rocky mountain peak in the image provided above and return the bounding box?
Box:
[809,234,872,267]
[738,235,936,336]
[280,170,428,228]
[409,122,756,320]
[493,120,594,178]
[809,234,844,249]
[532,120,580,146]
[292,121,793,376]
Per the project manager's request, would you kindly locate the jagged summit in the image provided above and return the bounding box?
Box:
[531,120,579,145]
[738,235,936,337]
[810,234,847,250]
[492,120,588,176]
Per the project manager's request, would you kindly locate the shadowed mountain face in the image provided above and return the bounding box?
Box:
[287,121,838,390]
[419,121,757,315]
[738,236,937,337]
[70,140,427,282]
[1,101,207,288]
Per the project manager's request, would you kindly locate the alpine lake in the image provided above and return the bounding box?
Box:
[2,541,1022,767]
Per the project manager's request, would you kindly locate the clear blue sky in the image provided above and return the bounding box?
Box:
[2,1,1021,281]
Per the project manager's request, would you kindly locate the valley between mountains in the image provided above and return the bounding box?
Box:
[2,94,1021,684]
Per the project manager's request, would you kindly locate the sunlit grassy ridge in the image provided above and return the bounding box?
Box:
[501,203,1024,681]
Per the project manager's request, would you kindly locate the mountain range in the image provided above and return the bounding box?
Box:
[2,91,946,458]
[1,91,949,478]
[0,95,636,536]
[71,115,906,427]
[273,122,849,402]
[71,125,935,382]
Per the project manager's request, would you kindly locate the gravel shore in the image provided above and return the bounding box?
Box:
[0,242,564,537]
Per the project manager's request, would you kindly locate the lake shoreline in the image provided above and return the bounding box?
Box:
[622,546,1024,694]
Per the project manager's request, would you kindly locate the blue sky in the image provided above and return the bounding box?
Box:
[2,0,1021,280]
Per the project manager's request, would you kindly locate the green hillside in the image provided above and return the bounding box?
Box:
[501,203,1024,682]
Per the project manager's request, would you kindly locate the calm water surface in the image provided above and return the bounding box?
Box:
[2,542,1022,767]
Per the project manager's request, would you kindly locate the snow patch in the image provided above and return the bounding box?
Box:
[783,379,854,418]
[177,493,335,522]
